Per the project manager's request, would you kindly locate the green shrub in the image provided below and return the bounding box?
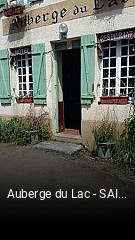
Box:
[93,120,117,144]
[0,114,52,145]
[114,116,135,171]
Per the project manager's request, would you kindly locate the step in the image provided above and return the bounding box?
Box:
[51,133,82,144]
[34,141,83,155]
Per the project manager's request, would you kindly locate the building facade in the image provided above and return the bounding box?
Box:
[0,0,135,149]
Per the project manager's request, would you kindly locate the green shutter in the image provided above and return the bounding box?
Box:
[81,34,95,104]
[32,43,46,105]
[0,0,7,12]
[0,49,11,104]
[29,0,39,3]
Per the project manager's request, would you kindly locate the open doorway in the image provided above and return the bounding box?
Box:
[58,48,81,134]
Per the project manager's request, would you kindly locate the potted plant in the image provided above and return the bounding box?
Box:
[24,115,41,144]
[3,2,24,17]
[93,120,117,159]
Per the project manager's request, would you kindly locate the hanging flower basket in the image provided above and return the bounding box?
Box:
[100,96,129,104]
[16,96,33,103]
[3,5,24,17]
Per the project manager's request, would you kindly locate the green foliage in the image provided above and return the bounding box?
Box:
[0,114,51,145]
[114,116,135,171]
[0,117,28,145]
[93,120,117,144]
[40,124,51,140]
[93,116,135,171]
[124,116,135,143]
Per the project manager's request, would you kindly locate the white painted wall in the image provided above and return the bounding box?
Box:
[0,1,135,130]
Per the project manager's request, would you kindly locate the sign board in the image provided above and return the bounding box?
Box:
[98,29,135,42]
[60,33,67,40]
[2,0,135,35]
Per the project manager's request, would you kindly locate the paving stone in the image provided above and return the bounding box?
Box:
[34,141,83,155]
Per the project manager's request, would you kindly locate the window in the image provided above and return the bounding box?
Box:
[101,39,135,97]
[17,0,28,4]
[15,47,33,97]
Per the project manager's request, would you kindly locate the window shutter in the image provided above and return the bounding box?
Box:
[81,34,95,104]
[0,49,11,104]
[0,0,7,12]
[32,43,46,105]
[29,0,39,3]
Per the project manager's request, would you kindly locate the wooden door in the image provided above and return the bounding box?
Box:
[58,101,65,132]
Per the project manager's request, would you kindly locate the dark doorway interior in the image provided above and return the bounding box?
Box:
[62,48,81,132]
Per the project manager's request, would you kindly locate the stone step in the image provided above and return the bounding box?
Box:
[51,133,82,144]
[34,141,83,155]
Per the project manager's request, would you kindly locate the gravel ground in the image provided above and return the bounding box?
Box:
[0,143,135,225]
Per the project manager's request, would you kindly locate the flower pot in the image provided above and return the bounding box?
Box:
[24,130,39,144]
[16,96,24,103]
[4,6,24,17]
[97,142,115,159]
[23,96,33,103]
[16,96,33,103]
[100,96,129,104]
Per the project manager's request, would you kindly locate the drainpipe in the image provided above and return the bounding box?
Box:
[134,79,135,115]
